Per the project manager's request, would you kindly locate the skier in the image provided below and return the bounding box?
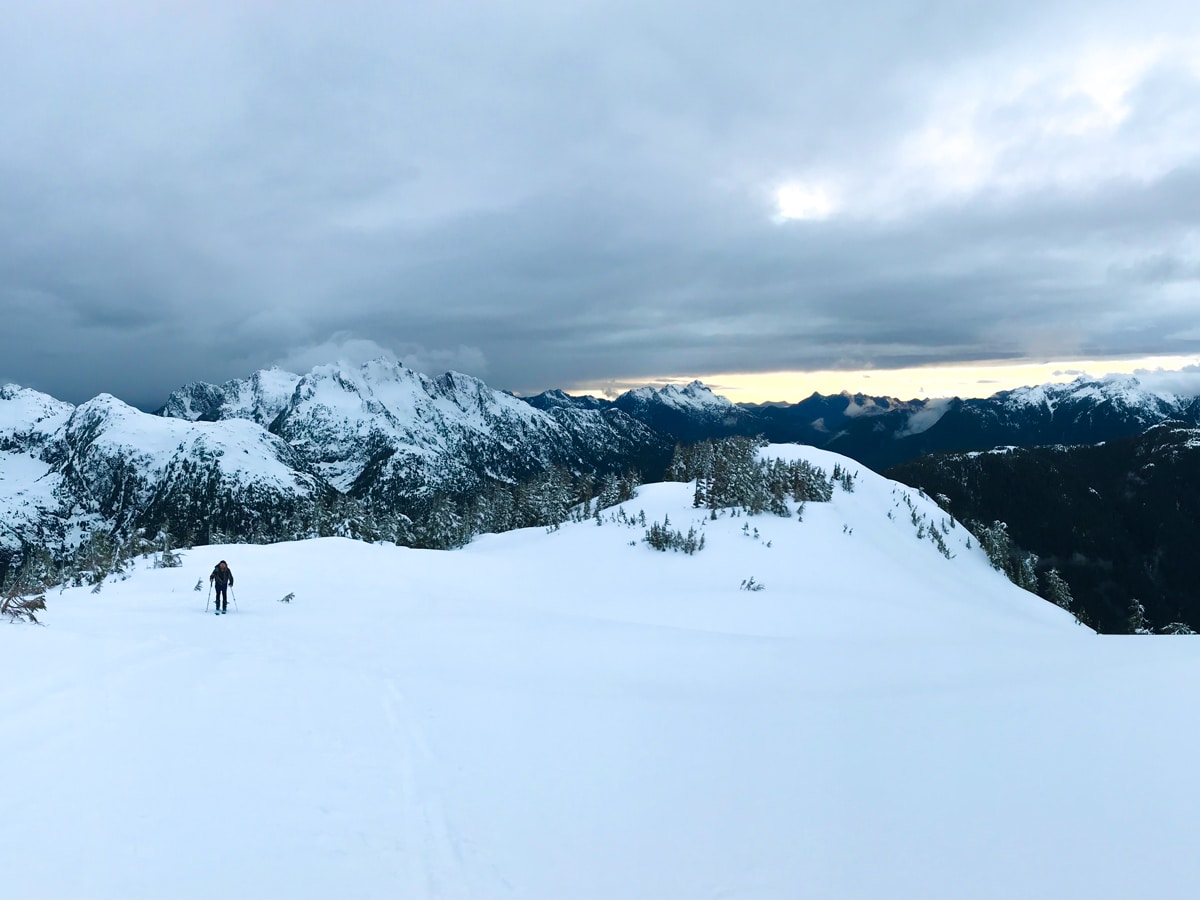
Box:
[210,560,234,615]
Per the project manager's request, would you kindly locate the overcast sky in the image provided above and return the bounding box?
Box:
[3,0,1199,409]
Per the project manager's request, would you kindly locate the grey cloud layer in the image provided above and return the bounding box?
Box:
[2,0,1198,408]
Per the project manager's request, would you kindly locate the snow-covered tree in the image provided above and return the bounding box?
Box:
[1128,598,1153,635]
[1041,568,1074,612]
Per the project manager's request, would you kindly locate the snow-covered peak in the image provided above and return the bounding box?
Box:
[288,358,545,434]
[274,358,570,491]
[524,388,576,408]
[1003,374,1180,413]
[159,368,302,425]
[67,394,197,462]
[156,380,225,421]
[58,393,313,491]
[0,383,74,443]
[292,359,432,430]
[621,380,734,414]
[221,367,302,425]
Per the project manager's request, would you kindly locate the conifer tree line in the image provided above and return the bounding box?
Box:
[1,527,185,614]
[0,463,648,596]
[399,467,643,550]
[970,519,1092,627]
[888,431,1200,633]
[967,519,1195,633]
[664,436,837,514]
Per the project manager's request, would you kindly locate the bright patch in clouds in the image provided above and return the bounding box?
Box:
[774,182,837,221]
[845,37,1199,216]
[1060,42,1166,133]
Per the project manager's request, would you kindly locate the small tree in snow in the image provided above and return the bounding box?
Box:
[1128,598,1153,635]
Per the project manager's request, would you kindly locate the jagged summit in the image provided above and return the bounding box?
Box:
[1000,373,1183,417]
[157,366,302,426]
[618,380,734,413]
[611,380,747,442]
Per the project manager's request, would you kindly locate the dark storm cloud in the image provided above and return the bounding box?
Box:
[2,0,1198,408]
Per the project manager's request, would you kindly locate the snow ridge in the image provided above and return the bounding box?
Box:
[6,443,1145,900]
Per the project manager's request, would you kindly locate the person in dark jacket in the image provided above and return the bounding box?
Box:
[210,560,234,615]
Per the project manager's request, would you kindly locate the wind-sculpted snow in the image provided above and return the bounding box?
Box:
[29,446,1200,900]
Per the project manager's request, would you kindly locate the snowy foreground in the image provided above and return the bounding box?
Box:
[5,446,1200,900]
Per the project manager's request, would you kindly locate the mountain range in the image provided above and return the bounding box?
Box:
[529,375,1200,470]
[1,361,670,577]
[4,360,1199,631]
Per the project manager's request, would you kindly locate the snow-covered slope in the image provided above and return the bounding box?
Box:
[998,373,1184,423]
[16,446,1188,900]
[0,387,76,553]
[0,391,328,561]
[57,394,321,504]
[0,384,73,448]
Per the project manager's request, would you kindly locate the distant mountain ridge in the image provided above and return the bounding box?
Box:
[157,359,669,497]
[527,375,1200,470]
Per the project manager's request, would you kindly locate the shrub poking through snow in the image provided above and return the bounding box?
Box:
[2,586,46,624]
[643,517,705,554]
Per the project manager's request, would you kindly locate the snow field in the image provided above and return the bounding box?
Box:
[4,446,1199,899]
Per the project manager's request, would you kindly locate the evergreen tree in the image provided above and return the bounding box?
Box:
[1041,568,1074,612]
[1128,598,1153,635]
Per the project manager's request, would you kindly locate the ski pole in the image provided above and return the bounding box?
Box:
[231,587,239,613]
[205,582,211,613]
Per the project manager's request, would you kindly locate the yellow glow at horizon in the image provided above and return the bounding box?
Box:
[567,355,1200,404]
